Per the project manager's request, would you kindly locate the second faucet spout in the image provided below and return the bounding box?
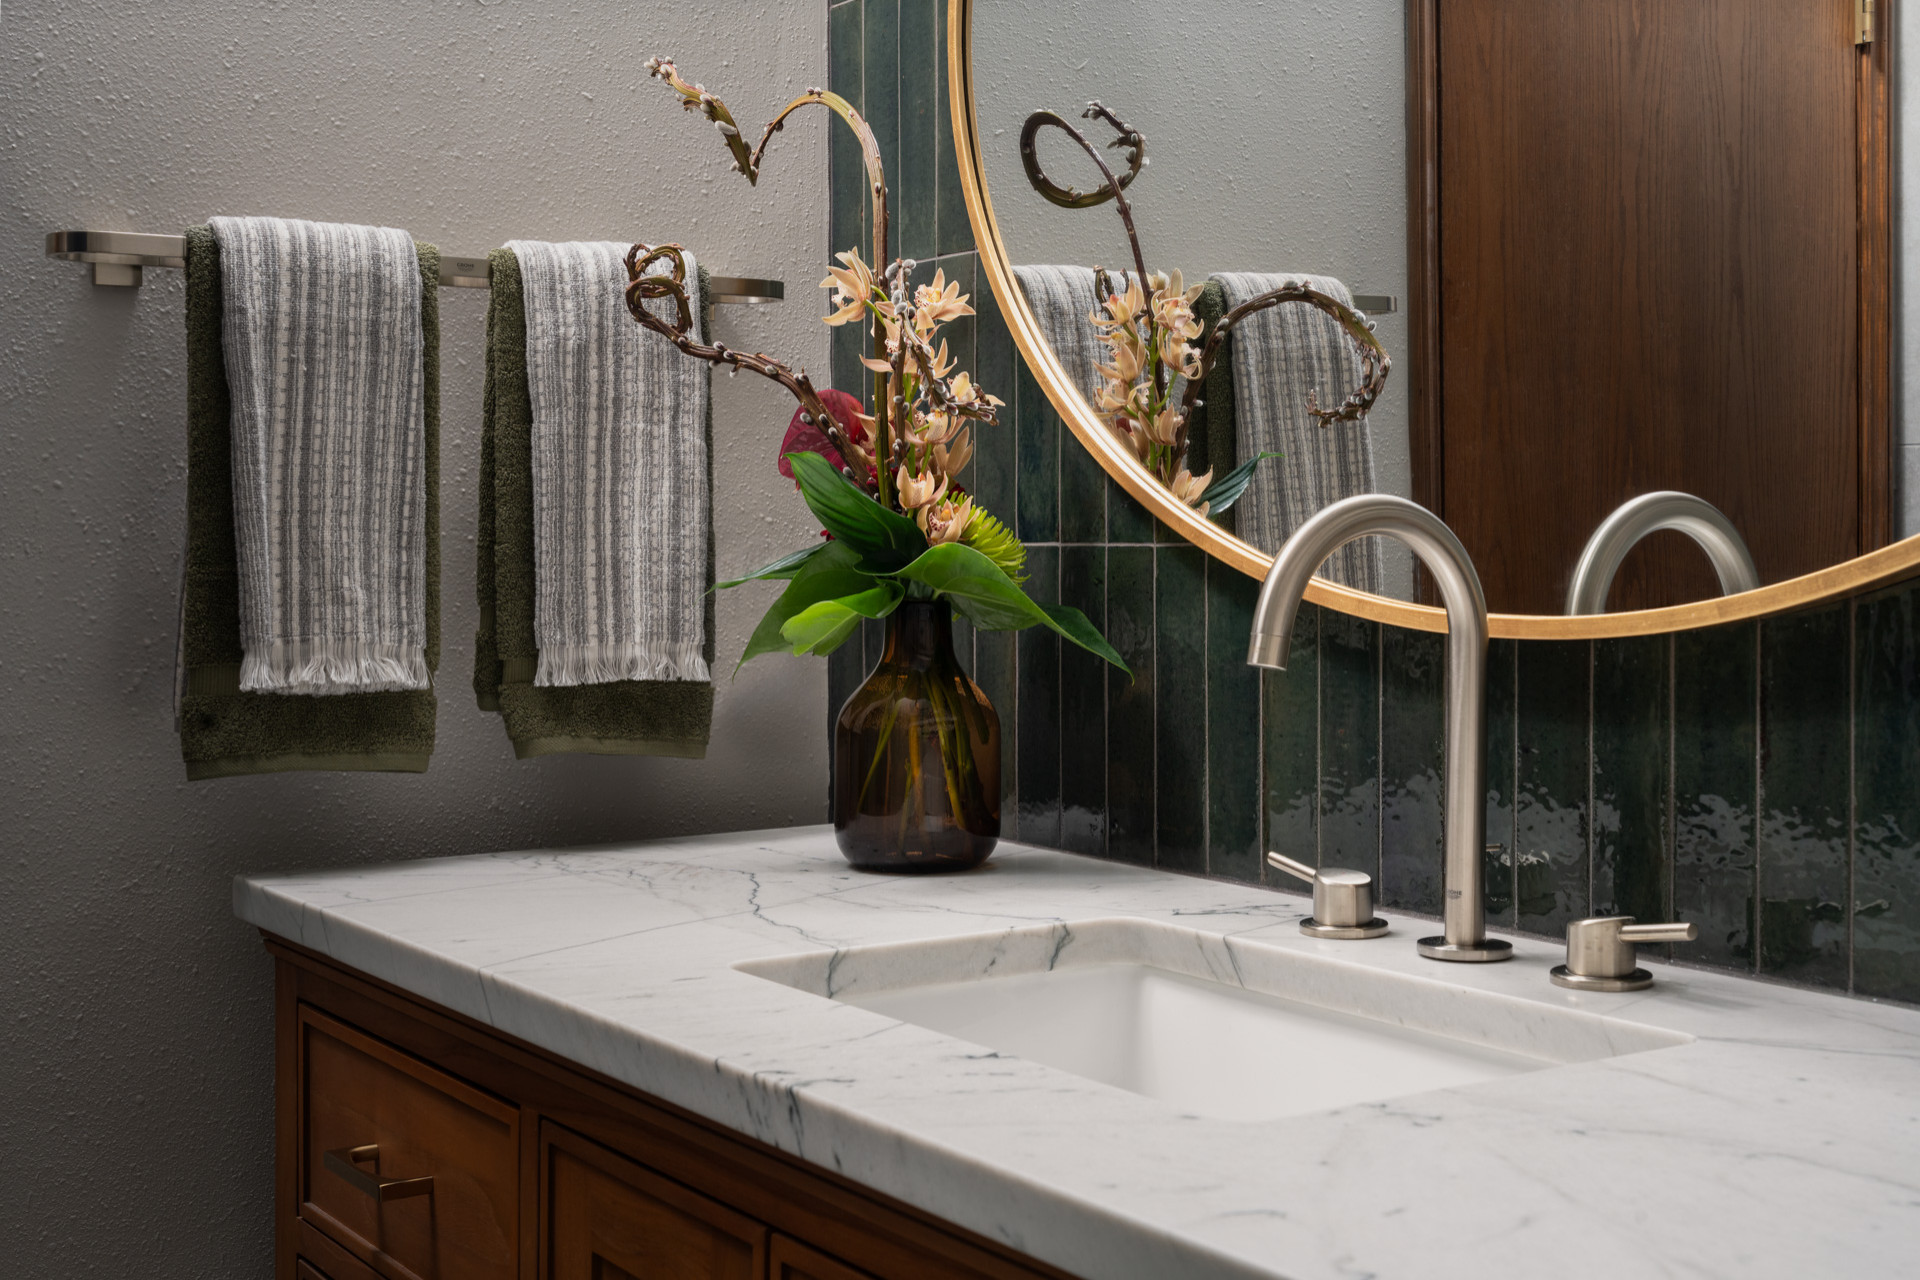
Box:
[1247,494,1512,963]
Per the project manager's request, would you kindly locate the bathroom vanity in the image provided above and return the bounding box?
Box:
[237,828,1919,1280]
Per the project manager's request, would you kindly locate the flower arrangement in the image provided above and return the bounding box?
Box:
[1020,103,1393,517]
[627,60,1127,677]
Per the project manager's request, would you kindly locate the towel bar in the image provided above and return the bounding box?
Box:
[44,230,785,304]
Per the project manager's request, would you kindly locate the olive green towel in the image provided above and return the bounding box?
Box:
[473,248,715,759]
[177,225,440,780]
[1185,280,1237,534]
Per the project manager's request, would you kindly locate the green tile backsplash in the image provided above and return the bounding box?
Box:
[824,0,1916,1000]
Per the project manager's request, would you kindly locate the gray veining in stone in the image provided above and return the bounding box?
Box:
[234,827,1920,1280]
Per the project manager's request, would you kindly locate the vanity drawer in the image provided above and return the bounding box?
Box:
[543,1121,767,1279]
[299,1005,519,1280]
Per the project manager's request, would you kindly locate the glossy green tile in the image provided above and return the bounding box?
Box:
[1854,580,1920,1002]
[1758,606,1850,987]
[1208,561,1263,883]
[1060,545,1108,855]
[1592,635,1670,927]
[1318,609,1380,878]
[1059,418,1106,543]
[1156,546,1207,872]
[827,0,868,402]
[861,0,900,261]
[932,4,972,256]
[1014,545,1060,846]
[896,0,938,261]
[1108,474,1158,544]
[973,626,1017,822]
[1673,622,1756,970]
[1015,360,1058,543]
[1380,625,1444,916]
[1263,603,1319,882]
[1106,547,1156,865]
[1482,638,1518,926]
[1516,640,1591,935]
[968,269,1016,529]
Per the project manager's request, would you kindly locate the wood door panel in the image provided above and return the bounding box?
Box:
[300,1006,520,1280]
[544,1121,767,1280]
[1435,0,1862,614]
[773,1234,879,1280]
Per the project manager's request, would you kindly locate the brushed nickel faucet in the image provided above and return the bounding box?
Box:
[1248,494,1512,963]
[1565,491,1758,614]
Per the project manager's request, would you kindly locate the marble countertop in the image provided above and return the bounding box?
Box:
[234,827,1920,1280]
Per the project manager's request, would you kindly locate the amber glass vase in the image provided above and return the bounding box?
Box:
[833,600,1001,872]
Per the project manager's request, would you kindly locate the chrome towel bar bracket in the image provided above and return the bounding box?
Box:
[45,230,785,304]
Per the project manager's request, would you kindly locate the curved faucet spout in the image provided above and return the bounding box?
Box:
[1566,491,1759,615]
[1247,494,1511,962]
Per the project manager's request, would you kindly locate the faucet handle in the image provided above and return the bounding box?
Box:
[1265,852,1388,940]
[1550,915,1697,991]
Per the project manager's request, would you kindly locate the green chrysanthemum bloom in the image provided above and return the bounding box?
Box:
[963,507,1027,583]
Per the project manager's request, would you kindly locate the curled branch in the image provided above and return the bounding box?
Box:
[1019,104,1150,289]
[1175,286,1391,435]
[624,243,873,482]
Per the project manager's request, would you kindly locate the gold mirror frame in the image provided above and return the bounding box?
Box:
[946,0,1920,639]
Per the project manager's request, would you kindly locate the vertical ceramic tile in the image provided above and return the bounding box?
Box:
[1673,623,1757,970]
[1014,545,1060,846]
[1591,635,1670,926]
[827,0,867,402]
[1853,581,1920,1002]
[1108,475,1158,545]
[1015,361,1058,543]
[1059,418,1106,543]
[1059,545,1109,855]
[1106,547,1156,866]
[970,274,1017,525]
[1380,625,1444,917]
[1758,606,1851,988]
[1208,561,1263,883]
[861,0,900,259]
[896,0,938,261]
[1516,640,1591,935]
[932,1,972,257]
[1263,603,1319,880]
[1318,610,1381,878]
[1155,546,1208,872]
[1482,638,1518,926]
[973,625,1017,827]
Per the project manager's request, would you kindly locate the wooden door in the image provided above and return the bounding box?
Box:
[1410,0,1889,614]
[543,1122,767,1279]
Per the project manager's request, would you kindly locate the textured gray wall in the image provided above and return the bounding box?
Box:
[973,0,1413,596]
[0,2,828,1273]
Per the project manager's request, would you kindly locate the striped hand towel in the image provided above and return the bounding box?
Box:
[1211,271,1382,593]
[209,215,431,693]
[504,240,711,687]
[1013,264,1142,404]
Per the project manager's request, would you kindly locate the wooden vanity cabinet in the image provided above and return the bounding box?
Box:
[267,936,1074,1280]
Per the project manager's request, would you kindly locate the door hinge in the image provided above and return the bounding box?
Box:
[1857,0,1875,46]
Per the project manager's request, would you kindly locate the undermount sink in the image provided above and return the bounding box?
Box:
[739,918,1690,1122]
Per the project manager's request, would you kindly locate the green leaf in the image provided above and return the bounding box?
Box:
[781,581,904,655]
[1199,450,1282,517]
[892,542,1131,674]
[736,541,876,670]
[785,451,928,572]
[715,541,829,590]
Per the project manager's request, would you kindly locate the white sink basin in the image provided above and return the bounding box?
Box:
[740,918,1690,1122]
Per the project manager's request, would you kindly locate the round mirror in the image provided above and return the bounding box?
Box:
[950,0,1919,637]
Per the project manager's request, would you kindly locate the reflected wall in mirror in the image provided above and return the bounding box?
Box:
[966,0,1900,619]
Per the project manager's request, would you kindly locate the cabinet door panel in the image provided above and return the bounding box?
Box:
[772,1234,878,1280]
[544,1122,767,1280]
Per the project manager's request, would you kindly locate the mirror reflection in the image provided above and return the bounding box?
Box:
[973,0,1895,615]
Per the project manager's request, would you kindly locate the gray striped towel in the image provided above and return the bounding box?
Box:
[1013,264,1143,404]
[506,240,711,686]
[209,215,430,694]
[1212,271,1381,593]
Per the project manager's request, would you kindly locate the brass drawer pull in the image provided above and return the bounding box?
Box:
[323,1143,435,1202]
